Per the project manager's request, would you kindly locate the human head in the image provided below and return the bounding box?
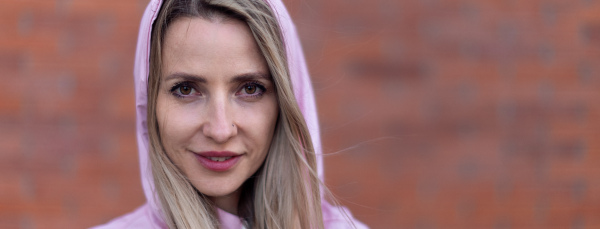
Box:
[146,0,323,228]
[158,12,279,211]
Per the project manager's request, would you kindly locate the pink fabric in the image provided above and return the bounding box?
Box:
[91,0,367,228]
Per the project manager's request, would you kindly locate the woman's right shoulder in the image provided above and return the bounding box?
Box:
[89,203,165,229]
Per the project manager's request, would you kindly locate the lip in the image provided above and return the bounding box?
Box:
[194,151,242,172]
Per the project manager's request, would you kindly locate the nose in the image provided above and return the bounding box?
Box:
[202,97,237,144]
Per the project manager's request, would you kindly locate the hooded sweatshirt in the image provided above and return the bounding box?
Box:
[91,0,367,228]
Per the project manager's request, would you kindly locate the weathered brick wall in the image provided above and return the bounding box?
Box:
[286,0,600,228]
[0,1,147,228]
[1,0,599,228]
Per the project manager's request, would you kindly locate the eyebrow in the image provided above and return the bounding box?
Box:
[164,72,271,83]
[164,72,207,83]
[229,72,271,84]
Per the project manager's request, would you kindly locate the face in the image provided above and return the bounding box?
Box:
[157,17,278,209]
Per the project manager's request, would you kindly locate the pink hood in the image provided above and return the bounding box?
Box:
[91,0,367,228]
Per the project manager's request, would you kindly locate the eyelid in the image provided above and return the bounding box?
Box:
[170,81,201,98]
[168,80,268,99]
[239,81,266,93]
[171,81,198,90]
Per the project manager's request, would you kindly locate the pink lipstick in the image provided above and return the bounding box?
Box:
[194,151,241,172]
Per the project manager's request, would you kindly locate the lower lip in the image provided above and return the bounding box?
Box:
[195,154,241,172]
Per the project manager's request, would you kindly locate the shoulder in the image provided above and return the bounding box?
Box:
[322,201,369,229]
[324,219,369,229]
[89,203,165,229]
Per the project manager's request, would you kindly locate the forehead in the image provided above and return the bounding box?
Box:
[161,17,267,78]
[165,16,251,46]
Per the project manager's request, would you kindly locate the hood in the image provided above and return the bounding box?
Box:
[134,0,324,215]
[117,0,367,228]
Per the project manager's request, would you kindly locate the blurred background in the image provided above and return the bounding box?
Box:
[1,0,599,228]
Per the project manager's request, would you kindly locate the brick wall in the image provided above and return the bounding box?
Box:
[0,0,599,228]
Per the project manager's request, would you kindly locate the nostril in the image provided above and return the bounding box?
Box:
[202,120,237,144]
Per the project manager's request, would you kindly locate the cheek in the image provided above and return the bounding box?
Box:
[240,97,279,151]
[156,94,198,152]
[156,95,175,150]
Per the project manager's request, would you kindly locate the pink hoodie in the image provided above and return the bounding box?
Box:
[91,0,367,228]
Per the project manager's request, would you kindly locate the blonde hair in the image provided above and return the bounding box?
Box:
[146,0,324,228]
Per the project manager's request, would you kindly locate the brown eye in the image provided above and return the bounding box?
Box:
[179,86,192,95]
[244,85,257,94]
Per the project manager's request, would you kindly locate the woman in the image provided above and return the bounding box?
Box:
[93,0,367,228]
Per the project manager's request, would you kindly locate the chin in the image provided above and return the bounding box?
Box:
[200,189,236,198]
[192,180,243,198]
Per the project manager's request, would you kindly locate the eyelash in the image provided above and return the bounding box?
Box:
[239,81,267,98]
[170,81,197,98]
[168,81,267,99]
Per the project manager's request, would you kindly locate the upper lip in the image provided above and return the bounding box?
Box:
[195,151,241,157]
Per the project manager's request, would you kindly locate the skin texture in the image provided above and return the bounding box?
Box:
[157,17,279,215]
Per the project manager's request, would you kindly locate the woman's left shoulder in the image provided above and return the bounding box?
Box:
[322,201,369,229]
[89,203,164,229]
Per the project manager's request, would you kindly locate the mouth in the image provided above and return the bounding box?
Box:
[206,156,233,162]
[194,151,242,172]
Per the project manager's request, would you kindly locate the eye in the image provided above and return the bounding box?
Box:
[170,81,198,98]
[244,85,257,94]
[238,82,266,97]
[179,85,192,95]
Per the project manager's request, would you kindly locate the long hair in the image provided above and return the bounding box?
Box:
[146,0,324,228]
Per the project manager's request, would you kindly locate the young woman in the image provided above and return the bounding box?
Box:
[93,0,367,228]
